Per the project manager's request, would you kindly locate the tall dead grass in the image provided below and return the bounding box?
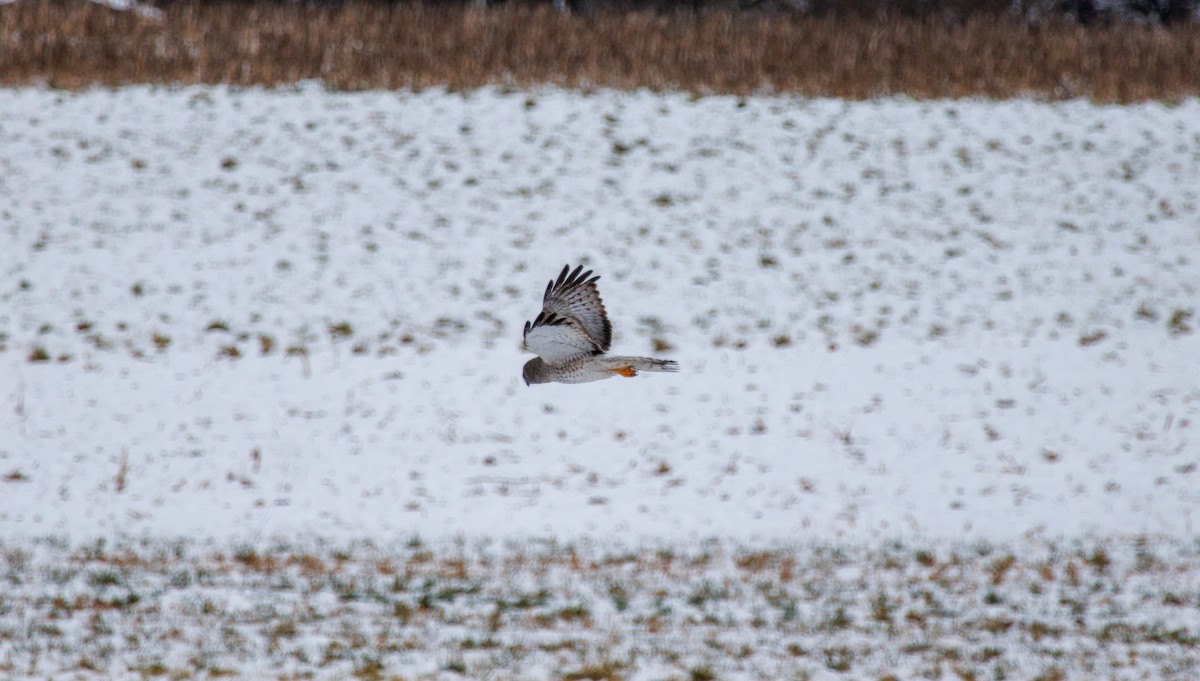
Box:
[1,1,1198,101]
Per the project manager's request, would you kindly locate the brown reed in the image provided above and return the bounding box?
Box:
[1,1,1197,101]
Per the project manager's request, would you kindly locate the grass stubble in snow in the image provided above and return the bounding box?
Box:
[0,86,1199,678]
[1,537,1199,680]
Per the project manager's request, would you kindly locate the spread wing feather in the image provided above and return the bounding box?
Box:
[522,265,614,366]
[540,264,612,351]
[522,311,599,365]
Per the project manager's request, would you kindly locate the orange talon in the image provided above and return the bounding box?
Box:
[613,366,638,377]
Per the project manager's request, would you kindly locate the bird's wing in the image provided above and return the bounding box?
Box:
[539,264,612,352]
[523,311,600,365]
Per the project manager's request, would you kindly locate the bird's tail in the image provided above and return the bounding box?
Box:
[601,356,680,376]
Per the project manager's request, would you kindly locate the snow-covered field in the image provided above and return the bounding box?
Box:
[1,86,1199,679]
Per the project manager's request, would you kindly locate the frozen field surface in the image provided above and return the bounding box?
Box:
[2,86,1199,543]
[2,85,1200,679]
[1,536,1199,681]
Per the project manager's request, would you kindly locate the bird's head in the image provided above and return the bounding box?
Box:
[521,357,545,387]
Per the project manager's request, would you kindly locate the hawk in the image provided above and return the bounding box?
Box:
[522,264,679,386]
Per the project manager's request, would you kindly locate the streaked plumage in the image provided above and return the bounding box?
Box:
[522,265,679,386]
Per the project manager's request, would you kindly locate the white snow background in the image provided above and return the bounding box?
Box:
[3,86,1200,681]
[1,86,1199,544]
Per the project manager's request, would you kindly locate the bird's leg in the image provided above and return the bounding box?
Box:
[613,366,638,377]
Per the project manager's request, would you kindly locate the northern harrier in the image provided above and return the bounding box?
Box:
[522,264,679,385]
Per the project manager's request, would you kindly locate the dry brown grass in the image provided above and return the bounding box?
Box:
[1,1,1198,100]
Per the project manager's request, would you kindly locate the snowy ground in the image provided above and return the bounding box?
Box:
[1,86,1199,678]
[2,536,1199,681]
[3,85,1198,542]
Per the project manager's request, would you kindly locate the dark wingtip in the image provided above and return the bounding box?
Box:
[545,264,573,302]
[546,264,600,296]
[530,311,569,329]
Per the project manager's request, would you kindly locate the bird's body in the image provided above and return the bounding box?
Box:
[522,354,679,385]
[521,265,678,386]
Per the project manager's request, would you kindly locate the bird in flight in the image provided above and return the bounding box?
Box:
[522,264,679,386]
